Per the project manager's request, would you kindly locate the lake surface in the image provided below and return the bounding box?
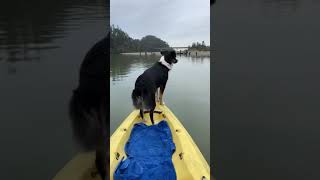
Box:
[213,0,320,179]
[0,0,106,179]
[110,54,210,162]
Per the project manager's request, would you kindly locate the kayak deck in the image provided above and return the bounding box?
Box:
[53,152,102,180]
[110,104,210,180]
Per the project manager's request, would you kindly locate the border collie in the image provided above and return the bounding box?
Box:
[131,50,178,124]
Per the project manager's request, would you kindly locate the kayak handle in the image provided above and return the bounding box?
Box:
[115,152,120,160]
[179,152,184,160]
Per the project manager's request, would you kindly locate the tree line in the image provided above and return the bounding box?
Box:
[110,25,170,54]
[188,41,210,51]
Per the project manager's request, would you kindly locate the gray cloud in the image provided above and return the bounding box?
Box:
[111,0,210,47]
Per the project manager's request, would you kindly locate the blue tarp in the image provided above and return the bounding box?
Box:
[114,120,176,180]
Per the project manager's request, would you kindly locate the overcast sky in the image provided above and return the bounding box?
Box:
[111,0,210,47]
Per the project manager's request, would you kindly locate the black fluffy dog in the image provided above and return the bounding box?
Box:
[69,35,108,179]
[131,50,178,124]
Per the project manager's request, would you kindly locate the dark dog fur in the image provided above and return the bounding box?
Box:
[131,50,178,124]
[69,35,108,179]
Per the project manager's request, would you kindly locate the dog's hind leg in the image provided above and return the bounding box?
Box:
[150,95,156,124]
[159,84,166,105]
[140,109,146,122]
[155,88,160,102]
[150,109,154,125]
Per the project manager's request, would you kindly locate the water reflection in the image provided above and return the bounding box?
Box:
[110,54,210,81]
[110,54,158,82]
[0,0,106,179]
[189,55,210,64]
[214,0,320,179]
[7,64,17,75]
[0,0,106,63]
[260,0,300,16]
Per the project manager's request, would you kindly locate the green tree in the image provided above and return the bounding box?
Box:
[140,35,169,52]
[188,41,210,51]
[110,25,170,54]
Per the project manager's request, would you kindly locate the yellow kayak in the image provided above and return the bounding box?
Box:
[110,103,210,180]
[53,151,102,180]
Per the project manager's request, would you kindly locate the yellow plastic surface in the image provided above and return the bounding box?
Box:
[52,152,102,180]
[110,104,210,180]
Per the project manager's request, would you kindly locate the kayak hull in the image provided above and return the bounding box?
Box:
[53,152,102,180]
[110,104,210,180]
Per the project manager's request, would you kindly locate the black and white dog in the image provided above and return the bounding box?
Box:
[131,50,178,124]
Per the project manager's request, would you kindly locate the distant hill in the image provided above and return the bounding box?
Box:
[110,25,170,54]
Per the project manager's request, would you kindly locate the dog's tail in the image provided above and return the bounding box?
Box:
[69,91,103,151]
[131,88,144,109]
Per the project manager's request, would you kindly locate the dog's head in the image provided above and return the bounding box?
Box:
[160,50,178,64]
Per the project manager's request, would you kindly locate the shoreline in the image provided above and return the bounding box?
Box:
[119,50,210,57]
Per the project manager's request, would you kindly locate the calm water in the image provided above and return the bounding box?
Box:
[110,54,210,162]
[213,0,320,179]
[0,0,106,179]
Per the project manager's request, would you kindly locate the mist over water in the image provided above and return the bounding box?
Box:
[0,0,106,179]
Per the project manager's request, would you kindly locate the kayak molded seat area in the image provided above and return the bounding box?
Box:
[114,121,176,179]
[110,104,210,180]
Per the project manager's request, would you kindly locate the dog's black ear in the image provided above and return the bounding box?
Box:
[161,50,168,55]
[170,50,176,57]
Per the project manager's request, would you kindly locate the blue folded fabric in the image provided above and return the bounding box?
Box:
[114,120,176,180]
